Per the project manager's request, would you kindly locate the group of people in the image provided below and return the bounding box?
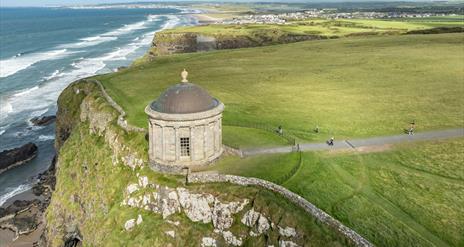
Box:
[275,121,416,147]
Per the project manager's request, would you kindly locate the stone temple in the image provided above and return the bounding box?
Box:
[145,70,224,170]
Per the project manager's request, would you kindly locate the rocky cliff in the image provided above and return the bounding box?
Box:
[150,31,328,56]
[42,79,351,246]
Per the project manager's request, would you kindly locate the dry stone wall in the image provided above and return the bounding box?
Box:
[87,79,146,133]
[187,173,374,247]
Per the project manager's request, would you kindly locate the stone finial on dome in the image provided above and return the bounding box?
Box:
[181,69,188,83]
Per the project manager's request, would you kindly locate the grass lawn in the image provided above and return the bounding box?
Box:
[223,126,289,149]
[197,152,301,184]
[97,33,464,148]
[162,18,463,37]
[205,138,464,247]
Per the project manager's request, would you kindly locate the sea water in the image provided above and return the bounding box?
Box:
[0,6,196,206]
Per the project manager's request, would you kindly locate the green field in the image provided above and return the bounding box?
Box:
[163,18,463,38]
[206,138,464,247]
[97,33,464,147]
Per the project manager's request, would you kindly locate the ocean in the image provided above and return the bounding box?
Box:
[0,6,197,206]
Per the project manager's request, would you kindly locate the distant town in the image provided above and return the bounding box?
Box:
[219,10,460,25]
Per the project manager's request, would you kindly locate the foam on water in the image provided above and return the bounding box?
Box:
[0,183,33,207]
[60,36,118,49]
[38,135,55,141]
[0,101,13,116]
[161,15,181,30]
[12,86,40,97]
[42,69,61,81]
[0,49,70,78]
[102,15,160,36]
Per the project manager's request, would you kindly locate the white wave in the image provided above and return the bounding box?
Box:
[100,15,182,62]
[12,86,40,97]
[0,124,8,136]
[0,49,70,78]
[59,36,118,49]
[42,70,61,81]
[29,108,49,119]
[38,135,55,141]
[0,183,33,207]
[102,15,159,37]
[161,15,181,31]
[0,100,13,115]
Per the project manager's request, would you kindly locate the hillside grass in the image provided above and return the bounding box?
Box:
[162,18,463,37]
[205,138,464,247]
[197,152,301,184]
[97,33,464,148]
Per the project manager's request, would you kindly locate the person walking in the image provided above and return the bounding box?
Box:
[408,120,416,135]
[327,136,334,146]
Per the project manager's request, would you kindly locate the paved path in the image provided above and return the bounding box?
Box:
[242,128,464,156]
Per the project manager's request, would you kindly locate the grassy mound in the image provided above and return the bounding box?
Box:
[97,33,464,148]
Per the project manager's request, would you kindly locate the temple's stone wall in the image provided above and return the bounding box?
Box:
[146,104,224,167]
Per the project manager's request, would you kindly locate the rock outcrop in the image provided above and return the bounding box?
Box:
[0,157,56,244]
[0,143,38,175]
[241,208,270,235]
[151,31,326,57]
[120,177,305,246]
[30,115,56,126]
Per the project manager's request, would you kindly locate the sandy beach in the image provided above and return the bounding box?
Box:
[0,188,46,247]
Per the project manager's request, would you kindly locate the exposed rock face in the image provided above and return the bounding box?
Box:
[30,115,56,126]
[278,226,297,238]
[165,230,175,238]
[124,219,136,231]
[241,208,270,235]
[212,198,249,231]
[201,237,217,247]
[177,188,214,223]
[151,32,326,57]
[279,240,300,247]
[136,214,143,225]
[126,184,139,195]
[120,178,304,245]
[159,187,181,219]
[222,231,242,246]
[0,143,38,174]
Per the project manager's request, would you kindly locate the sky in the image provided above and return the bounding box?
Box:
[0,0,428,7]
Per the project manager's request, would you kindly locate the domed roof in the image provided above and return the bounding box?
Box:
[150,82,218,114]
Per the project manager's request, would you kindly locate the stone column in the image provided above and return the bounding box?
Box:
[148,121,153,160]
[189,126,193,161]
[219,117,222,149]
[161,125,165,161]
[175,126,180,161]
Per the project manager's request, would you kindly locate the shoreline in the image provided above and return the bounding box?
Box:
[0,7,197,208]
[0,11,199,246]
